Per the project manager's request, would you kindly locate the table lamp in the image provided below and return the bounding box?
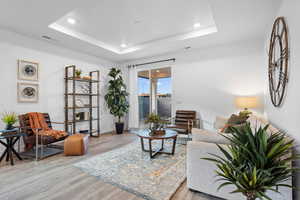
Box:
[235,96,258,116]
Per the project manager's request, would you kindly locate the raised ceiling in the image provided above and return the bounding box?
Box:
[0,0,282,62]
[49,0,217,55]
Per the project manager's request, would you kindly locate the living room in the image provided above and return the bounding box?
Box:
[0,0,299,200]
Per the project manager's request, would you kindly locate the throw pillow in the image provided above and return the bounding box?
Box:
[227,114,248,125]
[214,116,228,129]
[221,114,249,133]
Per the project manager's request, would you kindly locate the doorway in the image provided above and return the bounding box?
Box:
[138,67,171,127]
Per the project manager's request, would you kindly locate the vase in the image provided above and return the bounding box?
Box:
[153,130,166,135]
[75,74,81,79]
[5,124,14,130]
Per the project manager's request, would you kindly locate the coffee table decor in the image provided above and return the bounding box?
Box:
[73,140,186,200]
[145,113,168,135]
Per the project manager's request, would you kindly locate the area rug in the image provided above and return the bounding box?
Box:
[73,139,186,200]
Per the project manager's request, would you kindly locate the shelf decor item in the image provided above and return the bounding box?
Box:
[268,17,289,107]
[145,113,166,135]
[65,65,100,137]
[17,83,39,103]
[1,112,18,130]
[82,76,92,80]
[75,69,82,79]
[78,83,90,94]
[18,60,39,81]
[203,123,298,200]
[105,68,129,134]
[75,99,84,107]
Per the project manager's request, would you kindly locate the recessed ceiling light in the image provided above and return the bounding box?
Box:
[156,70,160,73]
[193,23,201,28]
[133,19,142,24]
[41,35,57,42]
[67,18,76,25]
[42,35,52,40]
[120,44,127,48]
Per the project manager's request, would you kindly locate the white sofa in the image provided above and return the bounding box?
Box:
[186,115,293,200]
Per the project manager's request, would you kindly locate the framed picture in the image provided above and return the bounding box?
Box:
[18,60,39,81]
[18,83,39,103]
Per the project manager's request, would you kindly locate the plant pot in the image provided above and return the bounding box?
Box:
[154,130,166,135]
[5,124,14,130]
[149,129,166,136]
[115,122,124,134]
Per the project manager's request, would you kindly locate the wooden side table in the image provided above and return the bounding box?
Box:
[136,129,177,159]
[0,129,25,166]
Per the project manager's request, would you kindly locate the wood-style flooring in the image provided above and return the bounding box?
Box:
[0,133,220,200]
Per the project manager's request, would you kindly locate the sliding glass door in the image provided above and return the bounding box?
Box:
[138,67,171,127]
[138,70,150,127]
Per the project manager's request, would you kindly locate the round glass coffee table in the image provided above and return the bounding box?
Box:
[135,129,177,159]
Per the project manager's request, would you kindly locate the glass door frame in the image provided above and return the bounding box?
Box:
[137,65,172,118]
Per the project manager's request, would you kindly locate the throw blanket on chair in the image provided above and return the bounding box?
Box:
[28,112,67,139]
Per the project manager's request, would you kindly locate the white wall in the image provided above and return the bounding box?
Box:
[264,0,300,198]
[125,39,266,129]
[0,29,116,133]
[265,0,300,145]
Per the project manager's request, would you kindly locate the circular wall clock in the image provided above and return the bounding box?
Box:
[268,17,289,107]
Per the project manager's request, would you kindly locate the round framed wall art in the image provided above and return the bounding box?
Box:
[268,17,289,107]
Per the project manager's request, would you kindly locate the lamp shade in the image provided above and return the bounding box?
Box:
[235,96,258,109]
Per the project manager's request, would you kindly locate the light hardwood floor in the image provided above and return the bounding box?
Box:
[0,133,220,200]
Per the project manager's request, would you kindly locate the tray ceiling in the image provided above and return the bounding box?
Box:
[49,0,217,54]
[0,0,282,62]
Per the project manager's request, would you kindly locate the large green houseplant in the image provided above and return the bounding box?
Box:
[203,123,298,200]
[105,68,129,134]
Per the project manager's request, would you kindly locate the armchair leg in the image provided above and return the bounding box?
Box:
[35,133,38,161]
[41,135,44,159]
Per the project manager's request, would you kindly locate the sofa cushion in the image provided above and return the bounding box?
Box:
[221,114,249,133]
[246,115,280,134]
[213,116,228,129]
[192,128,230,145]
[247,115,268,130]
[227,114,248,125]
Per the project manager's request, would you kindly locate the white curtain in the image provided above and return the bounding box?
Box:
[128,66,139,129]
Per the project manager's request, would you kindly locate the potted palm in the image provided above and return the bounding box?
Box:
[1,112,18,130]
[203,123,298,200]
[105,68,129,134]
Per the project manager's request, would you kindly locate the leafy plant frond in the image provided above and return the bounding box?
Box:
[104,68,129,122]
[75,69,82,76]
[2,112,18,125]
[202,122,298,200]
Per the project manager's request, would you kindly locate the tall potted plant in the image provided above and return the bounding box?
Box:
[203,123,298,200]
[105,68,129,134]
